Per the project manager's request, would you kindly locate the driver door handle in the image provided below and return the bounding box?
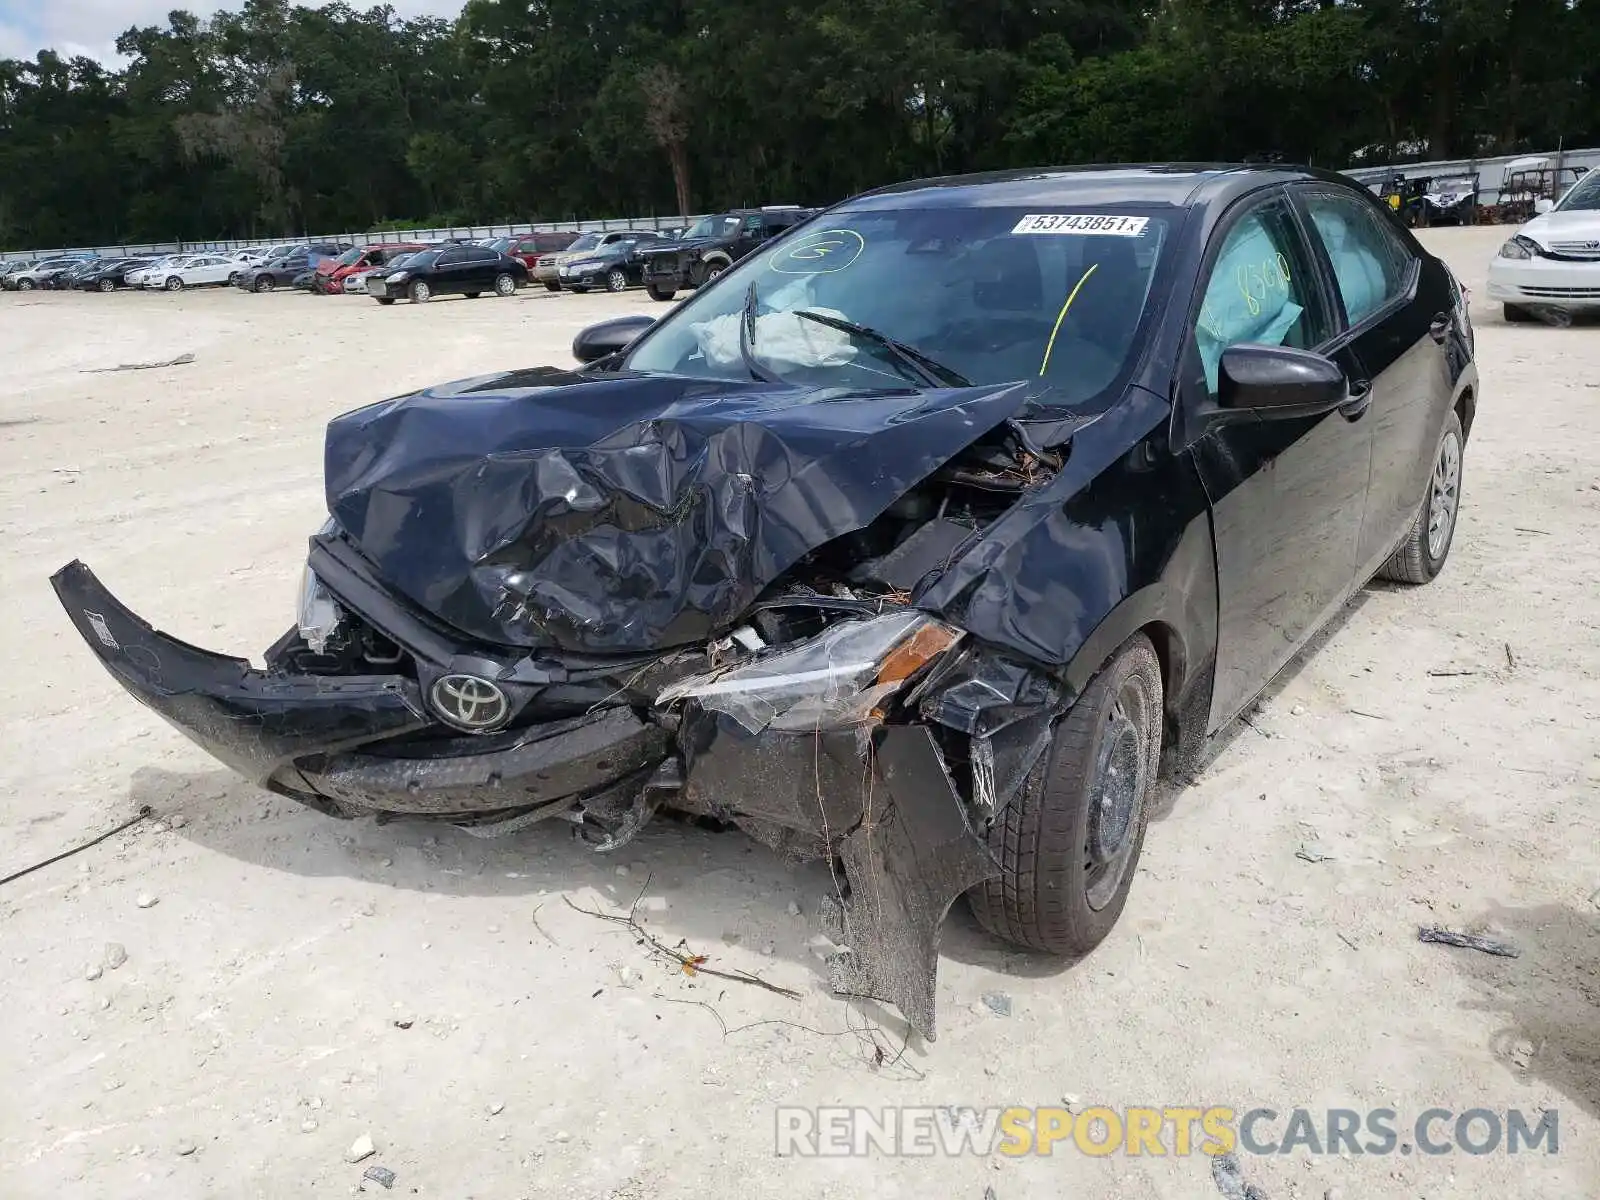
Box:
[1340,379,1372,420]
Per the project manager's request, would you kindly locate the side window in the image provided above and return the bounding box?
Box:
[741,215,764,234]
[437,248,465,266]
[1194,198,1331,394]
[1300,191,1414,326]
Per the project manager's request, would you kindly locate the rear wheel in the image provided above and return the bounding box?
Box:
[376,297,396,306]
[544,281,561,293]
[1378,410,1464,585]
[494,273,517,297]
[568,285,589,294]
[1503,303,1535,323]
[967,634,1162,955]
[646,283,677,302]
[605,267,628,293]
[465,291,481,299]
[409,280,431,304]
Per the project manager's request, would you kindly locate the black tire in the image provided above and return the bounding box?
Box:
[544,281,561,293]
[376,297,396,306]
[409,280,431,304]
[465,292,481,299]
[702,258,730,283]
[646,283,677,302]
[98,278,115,293]
[254,275,274,293]
[568,285,589,294]
[494,272,517,297]
[1377,409,1464,585]
[967,634,1162,955]
[1503,303,1535,323]
[605,267,628,293]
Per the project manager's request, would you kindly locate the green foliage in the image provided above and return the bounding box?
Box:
[0,0,1597,248]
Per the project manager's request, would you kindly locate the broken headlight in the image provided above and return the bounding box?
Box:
[656,611,962,734]
[297,518,343,654]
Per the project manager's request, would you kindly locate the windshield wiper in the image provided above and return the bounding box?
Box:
[792,309,970,388]
[740,282,783,383]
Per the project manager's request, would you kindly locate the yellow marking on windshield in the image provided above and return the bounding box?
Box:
[1038,263,1099,377]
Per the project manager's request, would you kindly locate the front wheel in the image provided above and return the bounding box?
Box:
[967,634,1162,955]
[646,283,677,302]
[16,279,34,291]
[98,278,115,293]
[409,280,431,304]
[568,285,589,294]
[1378,409,1464,584]
[544,281,561,293]
[702,259,730,283]
[605,268,628,293]
[494,273,517,297]
[165,276,184,291]
[254,275,273,293]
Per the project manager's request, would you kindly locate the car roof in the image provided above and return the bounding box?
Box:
[844,163,1354,211]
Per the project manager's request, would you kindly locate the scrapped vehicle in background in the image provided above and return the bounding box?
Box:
[312,244,429,295]
[76,258,157,291]
[559,231,673,292]
[1487,165,1600,323]
[56,165,1477,1039]
[365,245,527,304]
[8,256,93,291]
[639,206,818,300]
[534,230,652,292]
[483,231,581,271]
[237,243,352,292]
[144,253,239,291]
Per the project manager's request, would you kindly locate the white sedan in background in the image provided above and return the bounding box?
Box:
[126,256,191,288]
[144,254,238,291]
[1488,167,1600,321]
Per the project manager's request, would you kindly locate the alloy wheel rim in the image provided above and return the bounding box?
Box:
[1427,431,1461,559]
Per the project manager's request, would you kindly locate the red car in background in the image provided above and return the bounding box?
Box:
[312,244,430,295]
[482,231,582,271]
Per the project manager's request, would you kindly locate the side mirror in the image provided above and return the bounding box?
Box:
[1217,344,1348,417]
[572,315,655,364]
[1534,197,1556,214]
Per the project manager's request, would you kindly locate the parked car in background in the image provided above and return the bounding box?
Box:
[145,253,239,291]
[366,245,527,304]
[8,257,92,291]
[76,258,156,291]
[560,231,674,293]
[639,206,819,300]
[40,260,100,290]
[534,231,653,292]
[125,256,189,289]
[236,243,352,292]
[312,244,428,295]
[352,250,422,293]
[0,262,33,288]
[482,231,581,272]
[1488,165,1600,322]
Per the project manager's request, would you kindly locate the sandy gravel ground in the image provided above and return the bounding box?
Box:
[1,228,1597,1199]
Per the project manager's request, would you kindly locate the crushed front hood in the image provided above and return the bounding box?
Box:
[324,370,1031,654]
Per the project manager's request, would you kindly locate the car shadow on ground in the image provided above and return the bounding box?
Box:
[1439,901,1600,1122]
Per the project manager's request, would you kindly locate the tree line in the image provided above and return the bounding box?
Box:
[1,0,1597,249]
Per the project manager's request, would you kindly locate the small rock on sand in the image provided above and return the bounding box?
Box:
[344,1133,375,1163]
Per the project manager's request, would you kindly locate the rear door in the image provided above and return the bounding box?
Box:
[1180,188,1375,730]
[1291,184,1451,578]
[432,247,469,292]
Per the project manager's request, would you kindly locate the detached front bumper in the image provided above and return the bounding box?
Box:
[53,559,1001,1039]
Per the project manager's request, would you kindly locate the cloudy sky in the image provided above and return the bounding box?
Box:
[0,0,465,63]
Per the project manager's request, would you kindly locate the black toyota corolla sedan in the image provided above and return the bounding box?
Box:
[54,165,1477,1039]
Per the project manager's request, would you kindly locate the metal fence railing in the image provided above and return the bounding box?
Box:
[0,213,710,265]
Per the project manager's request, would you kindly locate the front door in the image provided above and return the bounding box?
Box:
[1180,190,1376,730]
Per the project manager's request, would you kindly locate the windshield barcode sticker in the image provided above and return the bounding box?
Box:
[1012,214,1149,237]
